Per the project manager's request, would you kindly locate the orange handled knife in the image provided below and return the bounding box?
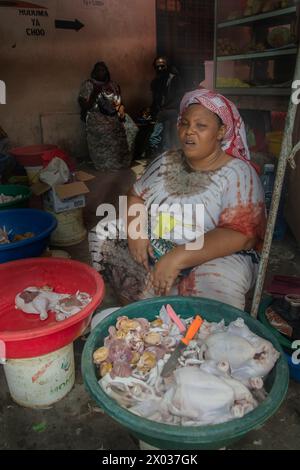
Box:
[161,315,203,378]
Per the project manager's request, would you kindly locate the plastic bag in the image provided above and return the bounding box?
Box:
[39,157,70,187]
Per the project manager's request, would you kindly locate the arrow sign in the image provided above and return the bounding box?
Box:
[55,19,84,32]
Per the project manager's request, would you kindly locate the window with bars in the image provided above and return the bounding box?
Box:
[156,0,214,89]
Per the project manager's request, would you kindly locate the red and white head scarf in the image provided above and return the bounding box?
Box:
[179,88,250,162]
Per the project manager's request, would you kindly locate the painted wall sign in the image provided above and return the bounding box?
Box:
[81,0,103,8]
[0,1,49,38]
[55,19,84,32]
[0,2,85,37]
[19,8,48,16]
[24,9,48,36]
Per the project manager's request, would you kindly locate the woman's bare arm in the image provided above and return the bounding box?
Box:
[173,228,256,270]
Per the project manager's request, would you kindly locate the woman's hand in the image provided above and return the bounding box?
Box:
[128,237,154,272]
[148,251,181,296]
[117,104,126,119]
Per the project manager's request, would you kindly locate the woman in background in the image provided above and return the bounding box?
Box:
[79,62,131,171]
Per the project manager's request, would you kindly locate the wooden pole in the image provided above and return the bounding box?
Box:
[251,47,300,318]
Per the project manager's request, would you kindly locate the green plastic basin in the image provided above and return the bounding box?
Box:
[0,185,31,210]
[82,297,289,450]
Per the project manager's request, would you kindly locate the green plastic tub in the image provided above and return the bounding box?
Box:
[0,185,31,210]
[82,297,289,450]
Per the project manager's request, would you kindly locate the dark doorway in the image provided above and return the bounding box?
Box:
[156,0,215,91]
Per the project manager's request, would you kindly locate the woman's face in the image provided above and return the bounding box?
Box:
[95,64,108,82]
[178,104,226,162]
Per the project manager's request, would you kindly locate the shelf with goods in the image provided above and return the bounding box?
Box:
[213,0,299,225]
[217,47,297,61]
[217,5,296,29]
[214,0,299,106]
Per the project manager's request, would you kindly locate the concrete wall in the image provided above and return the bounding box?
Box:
[0,0,156,157]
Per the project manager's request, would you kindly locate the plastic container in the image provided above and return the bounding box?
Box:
[3,343,75,408]
[82,296,289,450]
[48,208,87,247]
[266,131,283,159]
[0,184,31,210]
[24,165,43,184]
[285,353,300,383]
[42,148,76,172]
[258,296,300,383]
[42,249,71,259]
[0,209,57,263]
[9,145,57,168]
[0,257,105,359]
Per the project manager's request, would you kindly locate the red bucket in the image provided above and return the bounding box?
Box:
[0,258,105,359]
[10,145,58,167]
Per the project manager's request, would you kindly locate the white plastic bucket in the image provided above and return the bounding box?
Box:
[48,208,87,247]
[3,343,75,408]
[24,165,43,184]
[43,249,71,259]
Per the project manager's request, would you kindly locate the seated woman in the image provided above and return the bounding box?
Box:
[78,61,131,171]
[89,88,266,310]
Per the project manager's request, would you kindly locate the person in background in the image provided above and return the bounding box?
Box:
[89,88,266,311]
[147,56,184,156]
[78,62,131,171]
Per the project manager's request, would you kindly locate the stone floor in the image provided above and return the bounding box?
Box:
[1,163,300,451]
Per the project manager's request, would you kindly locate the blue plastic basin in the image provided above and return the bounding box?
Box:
[285,354,300,383]
[0,209,57,263]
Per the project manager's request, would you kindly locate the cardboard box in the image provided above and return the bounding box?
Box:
[74,170,95,182]
[31,170,95,214]
[43,189,86,214]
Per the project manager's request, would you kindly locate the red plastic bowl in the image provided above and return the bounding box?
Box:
[0,258,105,359]
[10,145,58,167]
